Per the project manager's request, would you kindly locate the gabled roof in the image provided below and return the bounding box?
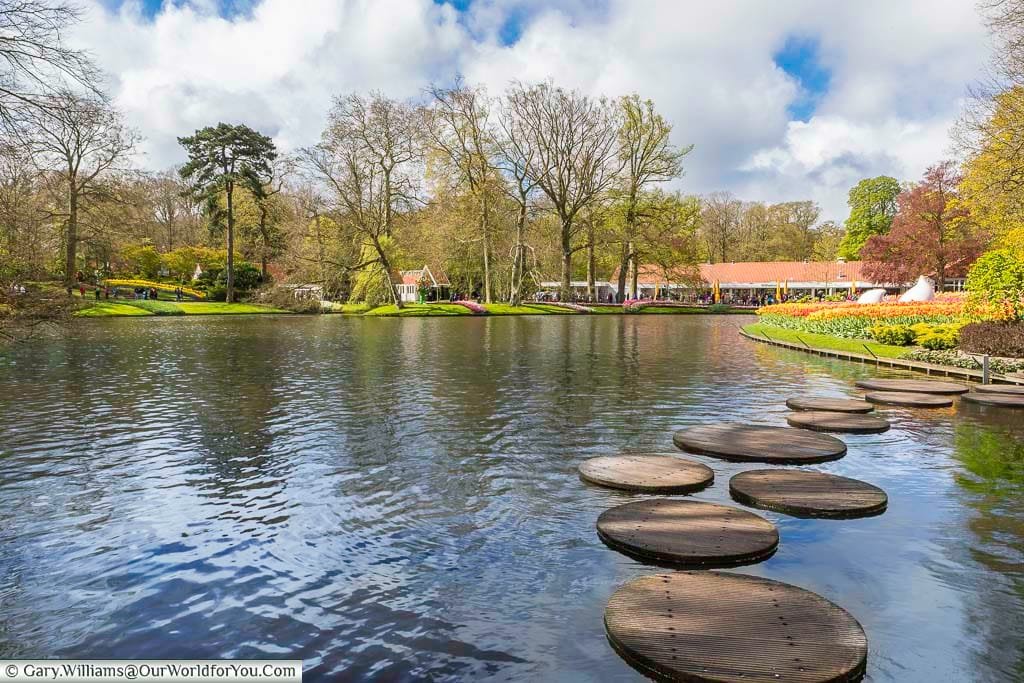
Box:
[398,265,451,287]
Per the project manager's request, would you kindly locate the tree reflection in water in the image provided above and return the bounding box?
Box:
[952,423,1024,681]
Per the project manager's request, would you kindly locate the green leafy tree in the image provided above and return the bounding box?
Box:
[837,176,901,259]
[178,123,276,302]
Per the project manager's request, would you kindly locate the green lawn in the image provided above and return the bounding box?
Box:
[328,303,371,314]
[76,302,153,317]
[365,303,471,316]
[483,303,578,315]
[743,323,909,359]
[76,300,287,317]
[174,302,287,315]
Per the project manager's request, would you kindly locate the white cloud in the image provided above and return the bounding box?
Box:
[71,0,989,222]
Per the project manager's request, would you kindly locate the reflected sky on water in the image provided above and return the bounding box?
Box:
[0,314,1022,681]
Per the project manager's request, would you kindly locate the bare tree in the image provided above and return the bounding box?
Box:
[425,80,500,302]
[699,191,742,263]
[494,99,543,306]
[616,94,691,300]
[503,82,623,302]
[303,92,421,309]
[4,89,137,283]
[0,1,101,122]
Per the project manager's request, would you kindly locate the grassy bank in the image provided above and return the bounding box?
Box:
[76,300,288,317]
[743,322,908,359]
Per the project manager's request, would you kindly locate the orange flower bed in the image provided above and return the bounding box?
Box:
[757,300,970,338]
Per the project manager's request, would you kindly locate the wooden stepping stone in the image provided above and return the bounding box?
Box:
[786,411,891,434]
[961,392,1024,409]
[605,571,868,683]
[730,469,887,519]
[864,391,953,408]
[578,455,713,493]
[674,424,847,465]
[596,499,778,568]
[786,397,874,413]
[973,384,1024,396]
[854,378,968,395]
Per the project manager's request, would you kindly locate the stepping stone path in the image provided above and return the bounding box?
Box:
[730,469,888,519]
[786,397,874,413]
[604,571,869,683]
[786,411,891,434]
[973,384,1024,396]
[961,392,1024,409]
[578,454,713,493]
[674,424,847,464]
[596,498,778,568]
[854,378,968,395]
[864,391,953,408]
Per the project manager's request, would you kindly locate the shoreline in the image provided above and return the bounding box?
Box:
[74,300,753,318]
[741,323,1024,386]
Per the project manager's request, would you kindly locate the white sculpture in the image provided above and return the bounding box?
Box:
[856,288,886,304]
[898,276,935,303]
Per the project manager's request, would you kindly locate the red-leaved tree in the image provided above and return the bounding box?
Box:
[861,161,988,290]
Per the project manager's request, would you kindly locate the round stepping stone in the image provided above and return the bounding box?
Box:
[961,392,1024,409]
[730,469,888,519]
[596,499,778,568]
[973,384,1024,396]
[786,397,874,413]
[578,455,713,493]
[854,378,968,395]
[786,411,891,434]
[864,391,953,408]
[605,571,868,683]
[674,424,847,465]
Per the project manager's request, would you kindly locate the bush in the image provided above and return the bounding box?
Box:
[919,332,958,350]
[706,303,732,313]
[965,247,1024,321]
[205,285,227,302]
[869,324,916,346]
[958,321,1024,358]
[263,286,323,314]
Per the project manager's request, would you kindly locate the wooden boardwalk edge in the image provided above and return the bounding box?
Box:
[739,330,1024,387]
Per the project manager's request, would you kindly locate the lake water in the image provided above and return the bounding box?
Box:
[1,314,1022,681]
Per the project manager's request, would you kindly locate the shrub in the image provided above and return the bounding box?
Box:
[706,303,732,313]
[205,285,227,302]
[958,321,1024,358]
[965,247,1024,321]
[919,332,958,350]
[869,324,916,346]
[263,286,323,314]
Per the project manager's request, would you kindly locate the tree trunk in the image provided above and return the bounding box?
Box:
[510,202,527,307]
[225,182,235,303]
[586,219,596,302]
[375,237,403,310]
[65,181,78,285]
[481,196,492,304]
[560,217,572,303]
[630,246,639,300]
[616,240,628,303]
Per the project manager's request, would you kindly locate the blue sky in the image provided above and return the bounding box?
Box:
[773,36,831,121]
[80,0,988,221]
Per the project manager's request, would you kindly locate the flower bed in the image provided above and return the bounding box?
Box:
[546,301,592,313]
[756,301,966,339]
[453,300,487,315]
[104,279,205,299]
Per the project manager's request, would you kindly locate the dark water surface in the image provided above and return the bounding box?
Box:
[1,314,1023,681]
